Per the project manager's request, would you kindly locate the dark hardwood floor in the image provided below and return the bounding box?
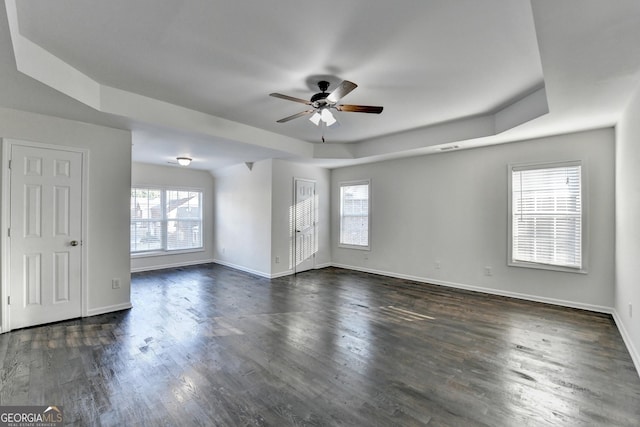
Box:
[1,264,639,426]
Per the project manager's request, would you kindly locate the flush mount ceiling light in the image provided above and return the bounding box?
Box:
[176,157,192,166]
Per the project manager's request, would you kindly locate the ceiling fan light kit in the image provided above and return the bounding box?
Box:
[309,111,322,126]
[270,80,383,134]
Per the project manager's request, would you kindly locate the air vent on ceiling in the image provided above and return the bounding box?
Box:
[439,145,460,151]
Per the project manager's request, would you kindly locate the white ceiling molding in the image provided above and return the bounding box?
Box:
[494,86,548,134]
[314,85,549,162]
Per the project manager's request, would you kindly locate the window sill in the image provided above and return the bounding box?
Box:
[338,244,371,251]
[509,260,587,274]
[131,248,205,259]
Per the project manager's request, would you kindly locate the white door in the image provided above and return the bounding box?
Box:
[8,144,83,329]
[294,179,316,273]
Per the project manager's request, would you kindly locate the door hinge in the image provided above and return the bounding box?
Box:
[7,228,10,238]
[7,296,9,305]
[8,159,11,169]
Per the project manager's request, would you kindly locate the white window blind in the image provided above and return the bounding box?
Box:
[511,163,582,269]
[166,190,203,251]
[130,189,163,252]
[131,188,203,254]
[340,181,370,248]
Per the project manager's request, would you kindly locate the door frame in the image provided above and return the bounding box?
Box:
[292,177,316,275]
[1,138,89,333]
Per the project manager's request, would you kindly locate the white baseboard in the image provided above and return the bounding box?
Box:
[85,302,132,317]
[612,310,640,379]
[213,259,271,278]
[272,262,334,278]
[314,262,332,269]
[137,258,320,279]
[271,269,294,278]
[131,258,214,273]
[331,263,613,314]
[270,263,332,278]
[212,261,332,279]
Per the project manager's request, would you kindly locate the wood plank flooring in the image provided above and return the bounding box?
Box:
[1,264,639,426]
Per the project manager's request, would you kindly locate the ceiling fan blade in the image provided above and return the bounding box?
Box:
[336,104,384,114]
[270,93,312,105]
[326,80,358,103]
[276,110,315,123]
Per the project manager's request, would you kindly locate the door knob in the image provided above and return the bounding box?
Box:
[70,240,79,246]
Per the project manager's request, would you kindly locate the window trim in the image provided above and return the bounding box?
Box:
[507,160,588,274]
[339,179,371,251]
[130,186,205,256]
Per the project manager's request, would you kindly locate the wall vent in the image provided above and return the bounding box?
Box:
[439,145,460,151]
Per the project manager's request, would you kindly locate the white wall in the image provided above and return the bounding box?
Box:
[615,85,640,372]
[213,159,273,277]
[212,158,331,278]
[0,107,132,321]
[271,159,331,277]
[131,162,215,272]
[332,128,615,311]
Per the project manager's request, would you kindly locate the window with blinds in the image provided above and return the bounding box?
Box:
[340,180,370,249]
[131,187,203,254]
[509,162,583,271]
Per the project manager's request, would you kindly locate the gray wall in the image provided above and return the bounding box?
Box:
[615,85,640,370]
[331,128,615,311]
[131,162,215,272]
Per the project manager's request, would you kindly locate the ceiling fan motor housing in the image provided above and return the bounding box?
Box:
[310,92,329,104]
[310,81,331,104]
[317,80,330,92]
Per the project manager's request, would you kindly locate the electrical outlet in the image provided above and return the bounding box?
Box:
[484,267,492,276]
[112,278,121,289]
[275,256,280,264]
[435,261,441,269]
[222,247,226,254]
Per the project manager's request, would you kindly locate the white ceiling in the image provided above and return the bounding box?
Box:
[3,1,640,172]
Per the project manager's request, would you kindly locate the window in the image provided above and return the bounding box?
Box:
[340,180,370,249]
[509,162,584,272]
[131,188,203,254]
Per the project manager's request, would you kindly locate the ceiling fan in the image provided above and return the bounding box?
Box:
[270,80,383,127]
